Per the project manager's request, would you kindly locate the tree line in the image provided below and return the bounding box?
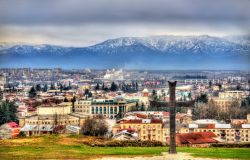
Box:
[95,81,138,93]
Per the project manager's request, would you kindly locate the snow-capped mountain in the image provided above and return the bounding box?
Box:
[0,35,249,69]
[0,44,72,55]
[88,35,250,55]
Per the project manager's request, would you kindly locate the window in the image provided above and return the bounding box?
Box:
[110,107,113,114]
[92,107,94,114]
[114,107,117,114]
[119,106,122,113]
[96,106,98,114]
[100,107,102,114]
[104,107,106,114]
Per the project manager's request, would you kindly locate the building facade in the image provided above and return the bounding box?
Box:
[19,103,86,136]
[75,99,138,119]
[0,75,6,90]
[113,119,163,141]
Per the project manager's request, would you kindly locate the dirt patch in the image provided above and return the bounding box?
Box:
[0,137,43,145]
[58,136,107,146]
[94,153,232,160]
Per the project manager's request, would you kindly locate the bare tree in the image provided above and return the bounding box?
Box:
[82,115,108,136]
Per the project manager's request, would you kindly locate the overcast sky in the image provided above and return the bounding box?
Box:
[0,0,250,46]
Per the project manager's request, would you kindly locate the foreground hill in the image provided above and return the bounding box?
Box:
[0,134,250,159]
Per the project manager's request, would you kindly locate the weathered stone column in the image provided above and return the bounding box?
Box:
[168,81,177,154]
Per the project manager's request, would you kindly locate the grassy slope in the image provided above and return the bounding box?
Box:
[0,135,250,159]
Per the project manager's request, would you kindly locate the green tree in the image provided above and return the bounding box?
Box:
[64,97,69,102]
[29,86,37,98]
[135,82,138,91]
[50,83,55,90]
[43,84,48,92]
[88,92,93,97]
[236,84,241,90]
[59,83,63,92]
[140,103,145,111]
[209,80,212,88]
[152,89,157,100]
[71,95,76,112]
[218,83,222,90]
[188,92,192,100]
[84,89,90,96]
[35,84,42,92]
[110,82,118,91]
[196,93,208,103]
[102,83,105,90]
[0,88,3,100]
[95,83,100,90]
[0,101,18,125]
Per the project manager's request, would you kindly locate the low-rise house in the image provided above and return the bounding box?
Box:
[0,122,20,139]
[113,119,163,142]
[112,129,138,141]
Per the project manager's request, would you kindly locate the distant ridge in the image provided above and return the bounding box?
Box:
[0,35,249,69]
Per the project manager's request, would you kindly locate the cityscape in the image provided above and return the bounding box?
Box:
[0,0,250,160]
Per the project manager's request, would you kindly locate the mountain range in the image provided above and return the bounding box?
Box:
[0,35,250,69]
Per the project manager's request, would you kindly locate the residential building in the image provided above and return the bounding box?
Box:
[189,123,250,143]
[19,102,86,136]
[113,119,163,141]
[0,74,5,90]
[0,122,20,139]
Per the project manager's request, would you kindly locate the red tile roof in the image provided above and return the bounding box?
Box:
[207,124,215,129]
[120,119,142,124]
[162,112,170,116]
[177,132,217,144]
[135,113,147,119]
[120,119,162,124]
[7,122,19,128]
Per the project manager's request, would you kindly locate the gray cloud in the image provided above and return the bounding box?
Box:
[0,0,249,25]
[0,0,249,46]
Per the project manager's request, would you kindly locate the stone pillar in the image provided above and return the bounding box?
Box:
[168,81,177,154]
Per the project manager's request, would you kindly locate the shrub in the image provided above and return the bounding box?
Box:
[211,143,250,148]
[84,140,165,147]
[18,131,26,137]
